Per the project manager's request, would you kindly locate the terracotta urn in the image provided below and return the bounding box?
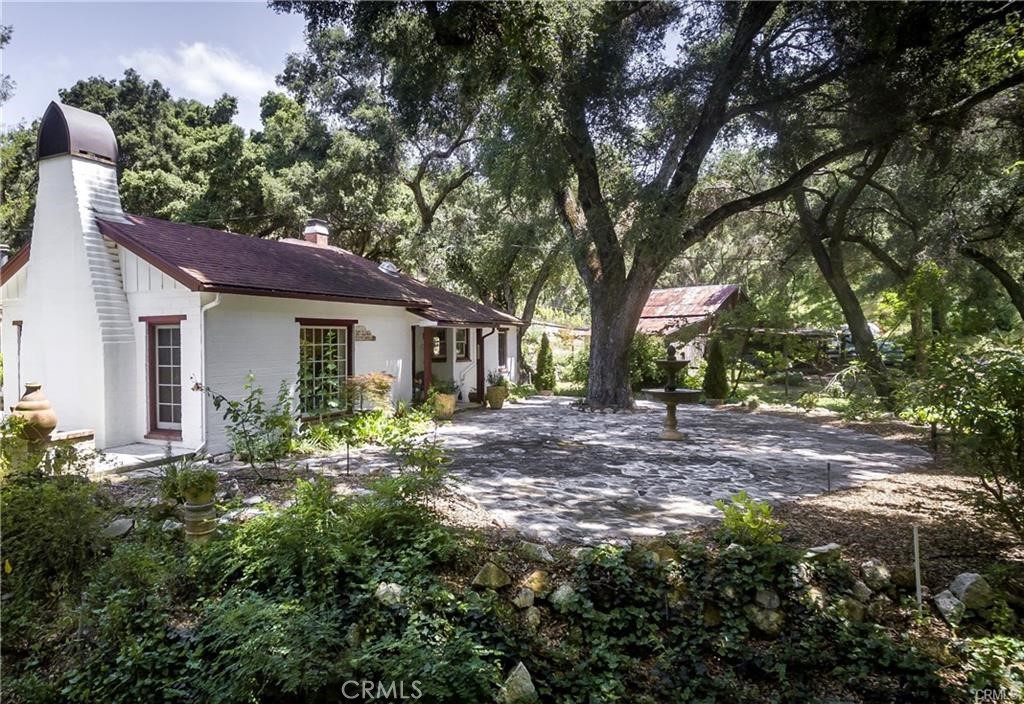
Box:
[13,383,59,443]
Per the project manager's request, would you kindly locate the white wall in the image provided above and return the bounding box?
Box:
[202,294,420,453]
[0,268,29,409]
[122,249,203,450]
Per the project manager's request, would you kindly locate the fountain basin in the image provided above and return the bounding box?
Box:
[643,388,701,441]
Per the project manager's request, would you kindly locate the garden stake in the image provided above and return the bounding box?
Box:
[826,461,831,492]
[913,525,923,610]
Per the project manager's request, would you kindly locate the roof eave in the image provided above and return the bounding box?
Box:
[0,244,31,285]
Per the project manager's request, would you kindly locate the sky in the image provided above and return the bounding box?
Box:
[1,1,308,132]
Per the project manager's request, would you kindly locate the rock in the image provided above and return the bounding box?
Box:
[837,596,866,622]
[524,606,542,630]
[569,547,592,560]
[933,590,965,626]
[702,603,722,627]
[498,662,538,704]
[890,564,917,591]
[851,580,873,603]
[237,507,265,522]
[646,539,679,564]
[867,595,892,621]
[949,573,995,610]
[522,570,551,597]
[791,563,814,587]
[519,542,555,564]
[241,495,264,506]
[804,586,827,610]
[147,497,179,520]
[346,623,363,648]
[101,517,134,539]
[161,519,184,534]
[804,543,841,562]
[472,562,511,590]
[666,572,688,607]
[512,588,535,609]
[374,582,404,606]
[722,584,738,601]
[550,583,575,612]
[216,478,241,500]
[860,560,891,591]
[744,604,785,637]
[754,589,781,610]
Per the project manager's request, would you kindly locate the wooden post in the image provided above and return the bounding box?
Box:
[422,327,433,393]
[476,328,486,405]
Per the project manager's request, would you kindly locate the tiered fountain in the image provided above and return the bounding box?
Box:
[644,344,701,441]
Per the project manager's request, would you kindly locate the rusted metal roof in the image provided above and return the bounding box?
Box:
[637,284,744,335]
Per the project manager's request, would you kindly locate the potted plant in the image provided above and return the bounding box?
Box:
[178,465,218,505]
[535,333,556,396]
[486,371,509,409]
[702,337,728,407]
[431,380,459,420]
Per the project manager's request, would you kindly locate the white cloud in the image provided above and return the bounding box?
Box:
[118,42,276,130]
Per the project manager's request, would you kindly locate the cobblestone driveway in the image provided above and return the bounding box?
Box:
[433,397,930,543]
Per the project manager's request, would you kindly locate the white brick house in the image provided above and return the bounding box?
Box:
[0,102,520,454]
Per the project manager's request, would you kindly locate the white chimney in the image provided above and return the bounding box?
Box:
[11,101,135,448]
[303,218,329,247]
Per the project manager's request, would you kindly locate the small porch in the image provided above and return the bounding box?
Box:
[411,323,514,404]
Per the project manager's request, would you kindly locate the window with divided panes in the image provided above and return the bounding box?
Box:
[298,325,349,414]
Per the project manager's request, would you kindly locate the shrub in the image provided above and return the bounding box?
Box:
[343,372,396,411]
[928,342,1024,537]
[702,337,729,400]
[714,490,783,546]
[535,333,556,391]
[199,375,296,471]
[628,333,665,391]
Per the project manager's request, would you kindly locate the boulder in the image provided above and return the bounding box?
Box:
[860,560,891,591]
[837,596,866,622]
[754,589,781,610]
[147,497,179,520]
[570,547,592,560]
[791,563,814,587]
[851,580,873,603]
[550,583,575,612]
[867,595,892,622]
[374,582,404,607]
[702,603,722,628]
[499,662,538,704]
[473,562,512,590]
[519,542,555,564]
[241,495,265,506]
[525,606,542,630]
[744,604,785,637]
[512,588,535,609]
[933,590,965,626]
[646,539,679,564]
[101,517,135,539]
[522,570,551,597]
[161,519,184,534]
[890,564,917,591]
[949,573,995,610]
[804,543,841,562]
[803,586,827,610]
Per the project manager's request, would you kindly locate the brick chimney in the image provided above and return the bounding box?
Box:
[303,218,329,247]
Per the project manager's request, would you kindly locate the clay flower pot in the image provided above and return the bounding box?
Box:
[486,386,506,410]
[13,383,58,443]
[433,393,456,420]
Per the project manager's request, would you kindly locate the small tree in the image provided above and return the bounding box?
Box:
[703,337,729,401]
[535,333,556,392]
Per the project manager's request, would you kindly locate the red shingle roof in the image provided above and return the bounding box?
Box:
[92,215,520,326]
[637,284,744,335]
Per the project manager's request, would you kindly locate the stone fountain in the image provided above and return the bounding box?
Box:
[644,344,701,440]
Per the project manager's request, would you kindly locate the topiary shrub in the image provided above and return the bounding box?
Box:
[535,333,556,391]
[702,337,729,401]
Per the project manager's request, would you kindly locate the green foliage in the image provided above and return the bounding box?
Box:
[927,341,1024,537]
[961,636,1024,699]
[702,337,729,400]
[201,374,296,470]
[714,491,783,546]
[507,382,537,402]
[535,333,556,391]
[627,334,665,391]
[296,405,433,455]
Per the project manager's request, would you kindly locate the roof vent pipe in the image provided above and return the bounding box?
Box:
[303,218,329,247]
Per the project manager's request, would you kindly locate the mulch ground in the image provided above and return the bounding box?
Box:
[730,403,1023,588]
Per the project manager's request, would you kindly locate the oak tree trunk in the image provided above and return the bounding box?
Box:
[584,282,652,408]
